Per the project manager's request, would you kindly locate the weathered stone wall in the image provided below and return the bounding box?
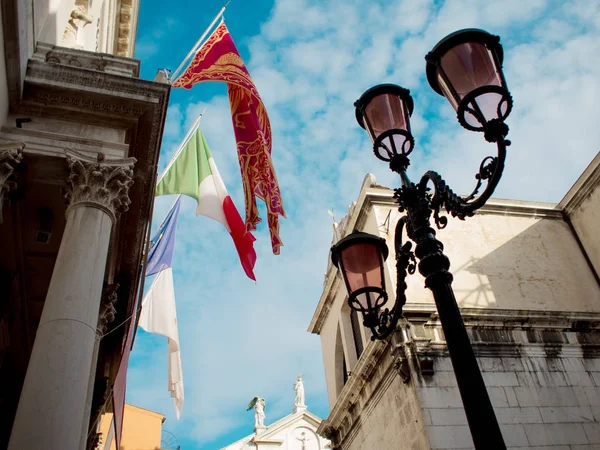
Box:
[324,341,431,450]
[343,371,430,450]
[373,201,600,313]
[568,169,600,277]
[312,177,600,450]
[419,354,600,449]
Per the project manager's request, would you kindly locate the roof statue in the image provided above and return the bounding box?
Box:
[294,375,306,413]
[221,377,331,450]
[247,396,266,432]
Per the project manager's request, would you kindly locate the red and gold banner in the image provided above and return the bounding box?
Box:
[173,21,285,254]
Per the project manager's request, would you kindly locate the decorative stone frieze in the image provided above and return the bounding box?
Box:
[0,143,25,224]
[116,0,137,57]
[97,284,119,335]
[64,149,136,223]
[404,308,600,360]
[33,43,140,78]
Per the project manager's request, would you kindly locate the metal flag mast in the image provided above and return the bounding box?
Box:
[169,1,231,83]
[156,109,206,185]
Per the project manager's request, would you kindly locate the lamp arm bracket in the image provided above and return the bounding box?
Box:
[418,138,509,229]
[368,216,416,341]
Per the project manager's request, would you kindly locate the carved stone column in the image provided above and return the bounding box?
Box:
[0,143,24,224]
[9,150,135,450]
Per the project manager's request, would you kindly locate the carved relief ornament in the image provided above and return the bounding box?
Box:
[97,283,119,335]
[64,149,136,223]
[0,142,25,224]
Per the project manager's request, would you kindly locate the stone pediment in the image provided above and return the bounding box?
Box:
[222,410,331,450]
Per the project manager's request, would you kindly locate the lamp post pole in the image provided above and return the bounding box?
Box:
[332,28,515,450]
[395,161,506,450]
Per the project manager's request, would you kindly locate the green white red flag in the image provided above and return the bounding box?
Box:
[156,127,257,280]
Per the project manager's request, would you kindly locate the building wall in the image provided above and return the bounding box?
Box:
[339,361,430,450]
[313,170,600,450]
[419,354,600,449]
[569,178,600,277]
[373,202,600,313]
[98,404,164,450]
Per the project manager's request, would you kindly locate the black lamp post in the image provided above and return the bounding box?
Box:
[331,29,512,450]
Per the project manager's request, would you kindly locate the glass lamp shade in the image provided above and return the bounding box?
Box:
[355,84,415,161]
[331,232,389,313]
[426,29,512,131]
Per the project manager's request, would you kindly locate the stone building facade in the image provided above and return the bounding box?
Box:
[0,1,169,449]
[221,381,331,450]
[309,153,600,449]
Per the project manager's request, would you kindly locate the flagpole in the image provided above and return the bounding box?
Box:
[170,1,231,83]
[157,109,206,185]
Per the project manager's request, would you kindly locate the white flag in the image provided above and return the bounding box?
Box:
[139,268,184,418]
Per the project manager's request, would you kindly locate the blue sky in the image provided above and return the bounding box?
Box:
[126,1,600,448]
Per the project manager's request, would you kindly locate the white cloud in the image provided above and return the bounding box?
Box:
[128,0,600,447]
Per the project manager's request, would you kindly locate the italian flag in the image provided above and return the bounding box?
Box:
[156,127,257,280]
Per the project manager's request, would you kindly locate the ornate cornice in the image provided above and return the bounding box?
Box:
[404,308,600,359]
[559,151,600,215]
[0,142,25,223]
[33,42,140,78]
[64,149,136,223]
[116,0,139,57]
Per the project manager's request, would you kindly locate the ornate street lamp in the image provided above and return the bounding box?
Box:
[331,232,392,330]
[332,29,512,450]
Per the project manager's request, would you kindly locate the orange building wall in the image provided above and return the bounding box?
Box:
[98,404,164,450]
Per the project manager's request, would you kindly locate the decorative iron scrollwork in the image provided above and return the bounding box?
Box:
[365,216,416,340]
[416,136,509,229]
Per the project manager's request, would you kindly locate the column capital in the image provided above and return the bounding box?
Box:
[64,149,136,223]
[0,142,25,224]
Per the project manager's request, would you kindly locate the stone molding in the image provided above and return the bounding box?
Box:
[309,275,340,335]
[24,58,169,152]
[116,0,139,57]
[64,149,136,223]
[320,340,388,437]
[33,42,140,78]
[0,126,129,161]
[97,283,119,335]
[0,142,25,223]
[559,151,600,215]
[404,308,600,360]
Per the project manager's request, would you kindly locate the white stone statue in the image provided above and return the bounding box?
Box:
[294,376,306,410]
[247,396,266,430]
[296,431,310,450]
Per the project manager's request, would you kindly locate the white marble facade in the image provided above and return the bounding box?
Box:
[223,380,331,450]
